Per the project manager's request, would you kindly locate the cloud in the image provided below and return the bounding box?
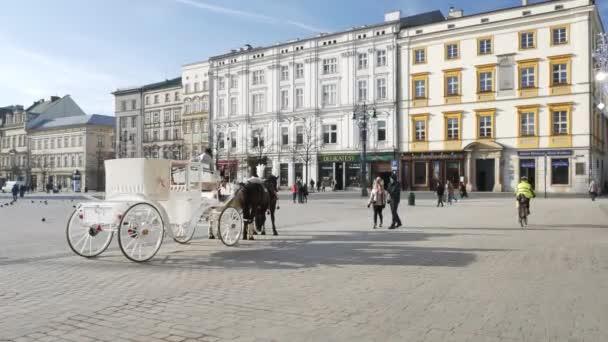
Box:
[171,0,329,33]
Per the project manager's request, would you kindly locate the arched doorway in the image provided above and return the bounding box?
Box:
[463,141,504,192]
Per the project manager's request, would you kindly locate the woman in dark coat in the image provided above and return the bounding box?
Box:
[436,181,445,207]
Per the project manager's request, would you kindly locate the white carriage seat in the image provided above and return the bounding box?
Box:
[105,158,171,201]
[246,177,264,185]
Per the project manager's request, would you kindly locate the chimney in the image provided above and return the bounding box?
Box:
[447,6,464,19]
[50,96,60,102]
[522,0,528,5]
[384,10,401,22]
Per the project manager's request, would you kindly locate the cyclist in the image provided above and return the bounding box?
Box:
[515,176,536,215]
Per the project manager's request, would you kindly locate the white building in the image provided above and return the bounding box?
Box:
[399,0,607,193]
[196,10,443,188]
[113,87,143,158]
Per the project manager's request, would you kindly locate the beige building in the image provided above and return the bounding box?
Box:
[0,105,29,184]
[142,78,184,159]
[28,115,115,191]
[181,63,210,160]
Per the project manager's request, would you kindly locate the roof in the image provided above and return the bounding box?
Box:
[26,95,87,130]
[112,77,182,95]
[29,114,115,131]
[209,10,445,61]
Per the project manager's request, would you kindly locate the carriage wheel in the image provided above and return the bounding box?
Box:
[66,210,113,258]
[172,220,197,244]
[217,207,243,247]
[118,203,164,262]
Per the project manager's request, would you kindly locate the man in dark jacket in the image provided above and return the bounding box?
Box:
[387,173,402,229]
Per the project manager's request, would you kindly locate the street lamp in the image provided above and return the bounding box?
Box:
[352,102,377,197]
[594,33,608,118]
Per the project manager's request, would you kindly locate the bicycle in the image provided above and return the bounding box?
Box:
[517,194,528,228]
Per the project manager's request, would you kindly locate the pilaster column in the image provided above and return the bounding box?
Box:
[493,157,502,192]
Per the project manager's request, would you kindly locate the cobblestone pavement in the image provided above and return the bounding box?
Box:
[1,196,607,342]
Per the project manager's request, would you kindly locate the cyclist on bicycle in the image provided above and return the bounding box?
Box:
[515,176,536,215]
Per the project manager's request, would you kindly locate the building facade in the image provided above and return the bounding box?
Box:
[141,78,183,159]
[113,88,143,158]
[399,0,607,193]
[28,115,115,191]
[199,11,442,187]
[181,63,211,160]
[0,105,29,185]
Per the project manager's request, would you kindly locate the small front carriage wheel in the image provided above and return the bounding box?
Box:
[66,209,114,258]
[118,203,165,262]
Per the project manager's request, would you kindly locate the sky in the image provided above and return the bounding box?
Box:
[0,0,607,115]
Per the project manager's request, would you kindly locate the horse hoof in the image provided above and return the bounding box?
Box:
[261,231,266,235]
[252,231,258,235]
[208,235,215,240]
[273,232,278,236]
[248,237,254,241]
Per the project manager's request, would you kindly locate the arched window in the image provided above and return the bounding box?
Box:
[184,100,191,115]
[202,95,209,111]
[192,97,200,113]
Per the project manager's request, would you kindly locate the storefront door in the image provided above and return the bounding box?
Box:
[335,163,344,190]
[519,159,536,189]
[280,163,288,186]
[476,159,495,191]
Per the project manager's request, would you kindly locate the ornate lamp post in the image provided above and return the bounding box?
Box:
[593,33,608,116]
[352,102,377,197]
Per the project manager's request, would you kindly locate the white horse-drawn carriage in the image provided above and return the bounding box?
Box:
[66,158,243,262]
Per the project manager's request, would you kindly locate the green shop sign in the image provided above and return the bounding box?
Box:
[319,153,394,163]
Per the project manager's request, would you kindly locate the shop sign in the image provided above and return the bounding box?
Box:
[319,154,357,163]
[401,152,464,161]
[518,150,573,157]
[391,160,398,171]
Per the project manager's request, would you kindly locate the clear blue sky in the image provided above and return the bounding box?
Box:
[0,0,606,115]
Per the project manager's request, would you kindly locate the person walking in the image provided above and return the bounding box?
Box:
[310,179,315,193]
[11,183,19,201]
[589,179,599,201]
[459,181,468,199]
[19,184,25,198]
[436,181,445,207]
[297,180,304,203]
[447,181,455,205]
[292,183,297,203]
[387,173,402,229]
[367,177,388,229]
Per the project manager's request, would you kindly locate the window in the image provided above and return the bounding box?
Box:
[552,110,568,135]
[549,55,572,89]
[478,37,493,55]
[414,161,426,185]
[323,124,337,144]
[281,66,289,81]
[131,116,137,128]
[322,58,337,74]
[444,112,461,141]
[296,126,303,145]
[120,100,126,111]
[476,110,495,139]
[252,70,265,85]
[377,121,386,141]
[252,93,264,113]
[376,50,386,66]
[281,90,289,110]
[413,78,426,99]
[445,42,459,60]
[153,130,159,141]
[414,119,426,141]
[57,138,62,148]
[357,80,367,102]
[444,69,461,98]
[165,93,170,102]
[193,121,199,133]
[154,95,159,104]
[281,127,289,145]
[476,65,495,96]
[358,53,368,70]
[153,112,160,123]
[551,158,569,185]
[164,129,169,141]
[164,110,171,123]
[520,111,536,136]
[174,92,179,102]
[218,77,225,90]
[519,30,536,50]
[230,97,237,116]
[295,88,304,109]
[218,132,225,149]
[413,48,426,64]
[64,137,69,147]
[78,155,82,167]
[218,98,225,117]
[50,138,55,149]
[230,75,238,89]
[551,25,569,45]
[252,133,264,148]
[145,96,150,105]
[521,66,535,88]
[479,71,493,92]
[295,63,304,79]
[376,78,387,100]
[173,109,180,122]
[202,96,209,111]
[322,84,337,106]
[203,80,208,91]
[230,131,237,149]
[144,131,150,142]
[194,82,200,93]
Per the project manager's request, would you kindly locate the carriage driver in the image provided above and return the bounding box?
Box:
[197,148,214,171]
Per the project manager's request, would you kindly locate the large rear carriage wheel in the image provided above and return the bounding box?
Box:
[218,207,243,247]
[118,203,165,262]
[66,210,114,258]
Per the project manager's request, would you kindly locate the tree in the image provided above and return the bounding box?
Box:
[291,118,322,183]
[248,128,274,177]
